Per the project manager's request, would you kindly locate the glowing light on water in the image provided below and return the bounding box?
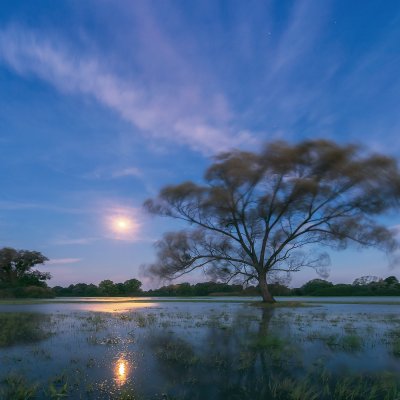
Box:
[118,360,125,376]
[114,357,129,386]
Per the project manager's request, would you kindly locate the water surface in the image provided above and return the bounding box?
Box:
[1,298,400,399]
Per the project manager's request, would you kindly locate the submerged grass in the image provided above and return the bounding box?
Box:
[1,300,400,399]
[340,334,364,352]
[218,372,400,400]
[2,372,400,400]
[252,334,286,350]
[268,377,321,400]
[250,301,315,308]
[0,375,37,400]
[155,338,199,366]
[392,338,400,357]
[0,313,51,347]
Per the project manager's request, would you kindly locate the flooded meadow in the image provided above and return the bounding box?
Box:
[1,298,400,399]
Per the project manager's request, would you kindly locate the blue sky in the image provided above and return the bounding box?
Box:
[1,0,400,288]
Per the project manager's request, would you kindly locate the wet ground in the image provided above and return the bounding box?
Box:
[1,298,400,399]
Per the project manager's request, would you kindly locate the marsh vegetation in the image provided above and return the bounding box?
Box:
[1,299,400,399]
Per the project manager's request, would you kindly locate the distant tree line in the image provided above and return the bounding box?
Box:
[51,280,293,297]
[141,276,400,297]
[52,279,142,297]
[52,280,242,297]
[292,276,400,296]
[51,275,400,297]
[145,282,247,297]
[2,247,400,299]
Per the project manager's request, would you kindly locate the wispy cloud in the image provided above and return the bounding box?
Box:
[0,25,255,154]
[112,167,142,178]
[46,258,82,265]
[83,166,142,180]
[0,200,85,214]
[244,0,341,139]
[53,237,98,245]
[0,201,40,210]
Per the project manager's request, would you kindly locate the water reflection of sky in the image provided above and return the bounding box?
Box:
[0,301,159,313]
[1,301,400,399]
[1,295,400,314]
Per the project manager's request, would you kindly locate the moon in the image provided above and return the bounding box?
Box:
[108,215,138,238]
[114,218,130,231]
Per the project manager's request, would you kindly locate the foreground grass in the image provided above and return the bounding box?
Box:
[2,368,400,400]
[240,372,400,400]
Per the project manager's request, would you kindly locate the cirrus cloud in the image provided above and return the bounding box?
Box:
[46,258,82,265]
[0,25,256,155]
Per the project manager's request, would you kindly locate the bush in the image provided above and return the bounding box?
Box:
[12,286,54,298]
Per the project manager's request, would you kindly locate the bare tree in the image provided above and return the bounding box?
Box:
[144,140,400,302]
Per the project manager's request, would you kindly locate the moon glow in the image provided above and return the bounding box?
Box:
[108,215,138,239]
[114,218,130,231]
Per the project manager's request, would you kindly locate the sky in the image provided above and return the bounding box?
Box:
[1,0,400,288]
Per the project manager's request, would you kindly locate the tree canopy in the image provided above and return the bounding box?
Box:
[144,140,400,302]
[0,247,51,297]
[51,274,400,298]
[53,278,143,297]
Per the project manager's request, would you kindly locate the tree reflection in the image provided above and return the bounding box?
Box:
[145,307,288,399]
[0,313,51,347]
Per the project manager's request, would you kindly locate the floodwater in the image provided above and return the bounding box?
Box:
[1,298,400,399]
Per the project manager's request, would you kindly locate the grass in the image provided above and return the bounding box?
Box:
[340,334,364,352]
[46,381,68,399]
[306,331,363,352]
[155,339,200,366]
[252,334,286,350]
[268,377,321,400]
[133,312,157,327]
[2,370,400,400]
[0,313,51,347]
[118,387,142,399]
[2,300,400,398]
[392,338,400,357]
[250,301,315,308]
[0,376,37,400]
[308,300,400,305]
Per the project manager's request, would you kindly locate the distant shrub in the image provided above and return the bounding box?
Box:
[13,286,54,298]
[0,313,51,347]
[0,289,15,298]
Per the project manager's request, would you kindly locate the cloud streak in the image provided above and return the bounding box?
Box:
[0,25,255,154]
[82,166,142,180]
[0,200,86,214]
[53,237,98,245]
[46,258,82,265]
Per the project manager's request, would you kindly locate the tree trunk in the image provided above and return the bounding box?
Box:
[259,274,276,303]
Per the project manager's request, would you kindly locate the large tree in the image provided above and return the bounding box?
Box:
[144,140,400,302]
[0,247,50,288]
[123,278,142,295]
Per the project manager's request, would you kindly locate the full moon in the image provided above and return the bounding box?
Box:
[115,218,130,231]
[108,215,138,237]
